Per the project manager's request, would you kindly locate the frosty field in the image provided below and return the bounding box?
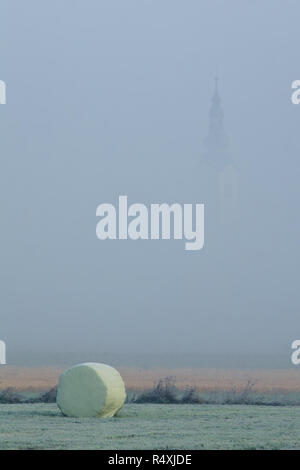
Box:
[1,403,300,450]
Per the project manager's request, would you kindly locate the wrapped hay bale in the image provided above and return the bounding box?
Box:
[56,362,126,418]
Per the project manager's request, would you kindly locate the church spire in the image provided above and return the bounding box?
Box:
[208,77,225,142]
[204,77,229,168]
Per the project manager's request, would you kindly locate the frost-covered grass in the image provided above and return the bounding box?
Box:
[1,403,300,449]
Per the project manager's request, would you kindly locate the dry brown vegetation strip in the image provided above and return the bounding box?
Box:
[0,366,300,392]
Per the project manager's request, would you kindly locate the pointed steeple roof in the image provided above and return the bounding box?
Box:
[209,77,223,120]
[204,77,229,169]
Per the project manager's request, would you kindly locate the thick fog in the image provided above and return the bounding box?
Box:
[0,0,299,365]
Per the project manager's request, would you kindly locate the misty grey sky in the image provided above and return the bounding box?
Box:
[0,0,299,359]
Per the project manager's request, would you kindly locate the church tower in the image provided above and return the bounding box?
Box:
[203,78,239,224]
